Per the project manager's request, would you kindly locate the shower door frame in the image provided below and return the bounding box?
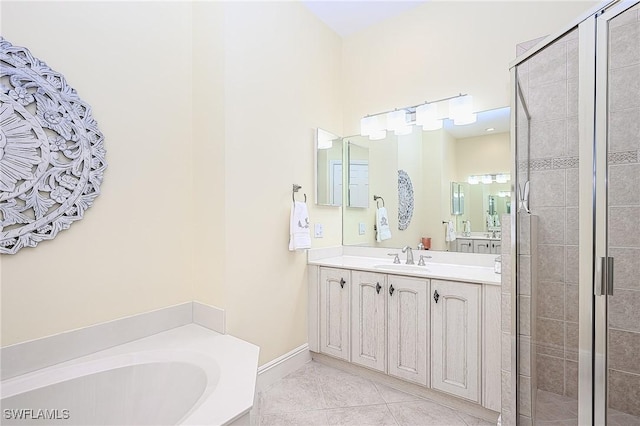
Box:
[510,0,639,423]
[593,1,640,423]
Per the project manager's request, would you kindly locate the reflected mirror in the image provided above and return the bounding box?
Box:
[315,128,342,206]
[451,182,465,215]
[342,107,510,251]
[347,141,369,208]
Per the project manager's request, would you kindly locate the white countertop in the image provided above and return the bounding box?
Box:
[308,254,501,286]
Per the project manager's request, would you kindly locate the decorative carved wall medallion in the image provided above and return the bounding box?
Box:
[0,37,106,254]
[398,169,414,231]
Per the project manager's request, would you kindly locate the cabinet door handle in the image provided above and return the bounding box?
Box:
[376,282,381,294]
[340,278,345,289]
[433,290,440,303]
[389,284,395,296]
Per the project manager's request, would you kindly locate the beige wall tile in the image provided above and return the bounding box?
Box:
[609,329,640,375]
[609,369,640,416]
[536,354,565,395]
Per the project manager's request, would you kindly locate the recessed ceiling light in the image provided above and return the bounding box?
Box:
[486,127,495,132]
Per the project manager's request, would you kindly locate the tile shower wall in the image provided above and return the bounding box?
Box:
[517,28,580,401]
[607,6,640,417]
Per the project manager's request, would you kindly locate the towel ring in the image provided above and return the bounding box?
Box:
[293,184,307,203]
[373,195,385,208]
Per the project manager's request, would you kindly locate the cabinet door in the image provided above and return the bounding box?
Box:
[431,279,481,402]
[473,240,491,254]
[457,239,473,253]
[351,271,386,372]
[387,275,428,386]
[490,240,501,254]
[320,268,350,361]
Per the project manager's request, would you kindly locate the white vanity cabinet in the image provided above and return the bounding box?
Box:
[309,263,501,413]
[430,279,481,402]
[490,240,501,254]
[456,239,473,253]
[473,240,492,254]
[350,271,387,372]
[319,267,350,361]
[387,275,429,386]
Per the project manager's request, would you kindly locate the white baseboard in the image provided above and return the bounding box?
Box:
[256,343,310,391]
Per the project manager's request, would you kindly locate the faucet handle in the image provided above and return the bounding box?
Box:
[388,253,401,264]
[418,255,432,266]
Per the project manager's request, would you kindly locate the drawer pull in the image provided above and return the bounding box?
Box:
[376,282,382,294]
[434,290,440,303]
[340,278,346,289]
[389,284,395,296]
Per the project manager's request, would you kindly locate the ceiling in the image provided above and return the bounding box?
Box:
[301,1,511,139]
[301,1,428,37]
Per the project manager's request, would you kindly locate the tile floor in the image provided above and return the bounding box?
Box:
[533,390,640,425]
[251,360,496,426]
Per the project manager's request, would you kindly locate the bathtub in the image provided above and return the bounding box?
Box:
[1,324,259,425]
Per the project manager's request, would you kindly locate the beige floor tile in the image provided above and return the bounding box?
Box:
[260,375,326,414]
[260,409,329,426]
[387,400,467,426]
[318,370,385,408]
[457,411,496,426]
[325,404,398,426]
[373,382,421,403]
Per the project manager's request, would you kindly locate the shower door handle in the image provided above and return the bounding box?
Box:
[594,256,614,296]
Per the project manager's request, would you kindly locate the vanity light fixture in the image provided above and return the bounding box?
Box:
[415,103,443,131]
[481,175,493,184]
[467,176,480,185]
[359,93,475,140]
[386,110,412,135]
[449,95,477,125]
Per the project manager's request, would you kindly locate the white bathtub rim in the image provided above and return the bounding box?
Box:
[0,324,260,426]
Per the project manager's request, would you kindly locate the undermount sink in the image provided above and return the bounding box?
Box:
[373,264,430,274]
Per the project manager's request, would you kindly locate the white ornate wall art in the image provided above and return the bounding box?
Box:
[0,37,106,254]
[397,169,414,231]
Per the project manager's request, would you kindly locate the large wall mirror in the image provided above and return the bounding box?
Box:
[341,107,511,251]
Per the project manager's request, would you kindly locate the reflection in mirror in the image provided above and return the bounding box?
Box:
[342,107,510,251]
[347,142,369,208]
[451,182,465,215]
[454,181,511,234]
[315,128,342,206]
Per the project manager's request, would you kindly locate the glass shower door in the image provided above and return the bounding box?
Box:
[594,2,640,424]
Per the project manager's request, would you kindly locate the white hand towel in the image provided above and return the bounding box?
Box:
[445,220,456,242]
[376,207,392,242]
[289,201,311,251]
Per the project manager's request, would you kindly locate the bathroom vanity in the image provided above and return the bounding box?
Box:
[307,247,501,413]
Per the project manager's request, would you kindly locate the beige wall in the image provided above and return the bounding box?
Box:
[1,1,196,345]
[341,1,599,135]
[0,2,343,366]
[221,2,343,364]
[456,132,511,181]
[1,0,601,368]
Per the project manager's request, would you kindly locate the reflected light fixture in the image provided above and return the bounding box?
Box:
[467,176,479,185]
[481,175,493,184]
[317,128,334,149]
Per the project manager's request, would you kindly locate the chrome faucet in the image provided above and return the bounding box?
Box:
[402,246,414,265]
